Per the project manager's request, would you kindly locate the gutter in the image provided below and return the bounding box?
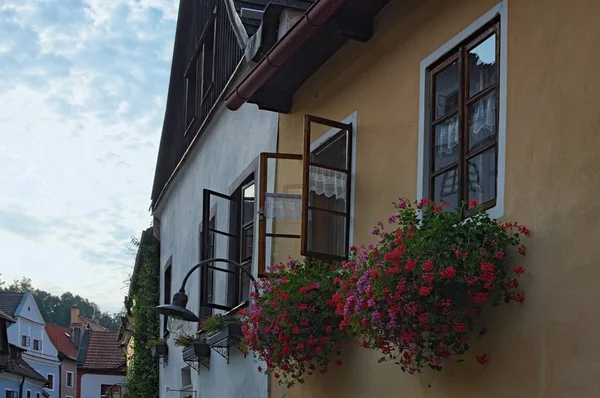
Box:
[225,0,348,111]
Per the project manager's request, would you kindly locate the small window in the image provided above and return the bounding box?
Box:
[5,391,19,398]
[26,391,30,398]
[101,384,121,398]
[21,335,30,347]
[426,19,500,214]
[47,374,54,390]
[201,19,216,101]
[66,371,74,387]
[33,339,42,351]
[184,68,196,135]
[301,115,353,261]
[36,394,40,398]
[163,263,172,336]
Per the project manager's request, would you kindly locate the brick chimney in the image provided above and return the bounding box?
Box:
[70,306,80,326]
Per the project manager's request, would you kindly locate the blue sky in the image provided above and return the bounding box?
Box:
[0,0,177,313]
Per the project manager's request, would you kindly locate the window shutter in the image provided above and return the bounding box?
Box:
[301,115,353,261]
[257,152,303,276]
[200,189,238,311]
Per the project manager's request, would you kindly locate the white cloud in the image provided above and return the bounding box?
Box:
[0,0,177,312]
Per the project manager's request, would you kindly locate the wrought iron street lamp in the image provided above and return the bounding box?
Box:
[155,258,256,326]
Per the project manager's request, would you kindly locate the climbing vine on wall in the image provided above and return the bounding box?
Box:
[123,228,161,398]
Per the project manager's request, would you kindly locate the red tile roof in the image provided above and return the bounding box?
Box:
[73,315,107,332]
[81,331,125,370]
[45,323,78,360]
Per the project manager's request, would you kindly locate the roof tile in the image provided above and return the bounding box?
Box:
[82,331,125,369]
[0,292,24,317]
[45,323,78,360]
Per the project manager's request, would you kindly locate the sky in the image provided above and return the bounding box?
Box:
[0,0,178,313]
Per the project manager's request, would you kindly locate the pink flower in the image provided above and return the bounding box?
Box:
[440,267,456,279]
[422,261,433,271]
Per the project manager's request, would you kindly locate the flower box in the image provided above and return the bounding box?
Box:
[206,321,243,347]
[182,342,211,362]
[151,343,168,358]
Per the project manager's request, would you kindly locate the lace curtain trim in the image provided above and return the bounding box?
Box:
[309,166,347,200]
[437,97,496,156]
[264,193,302,220]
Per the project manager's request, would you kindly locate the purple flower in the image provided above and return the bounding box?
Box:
[367,298,375,307]
[388,215,398,224]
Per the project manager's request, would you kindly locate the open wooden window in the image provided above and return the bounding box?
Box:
[427,19,500,214]
[200,189,238,311]
[198,215,215,323]
[301,115,353,261]
[257,153,303,276]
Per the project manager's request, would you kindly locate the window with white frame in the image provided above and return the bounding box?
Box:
[47,374,54,390]
[5,390,19,398]
[33,339,42,351]
[66,371,74,387]
[419,4,506,218]
[21,335,30,347]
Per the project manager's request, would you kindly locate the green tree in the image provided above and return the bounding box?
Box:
[2,277,122,331]
[123,229,160,398]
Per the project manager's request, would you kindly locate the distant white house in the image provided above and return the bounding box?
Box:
[0,291,60,398]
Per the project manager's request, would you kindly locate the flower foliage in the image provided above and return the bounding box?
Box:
[333,198,528,373]
[241,259,345,387]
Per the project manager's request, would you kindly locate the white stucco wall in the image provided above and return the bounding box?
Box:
[154,100,278,398]
[7,292,60,398]
[80,374,126,398]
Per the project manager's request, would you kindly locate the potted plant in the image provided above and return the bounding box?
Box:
[241,258,345,388]
[202,314,243,346]
[333,198,528,374]
[147,338,168,358]
[175,334,211,362]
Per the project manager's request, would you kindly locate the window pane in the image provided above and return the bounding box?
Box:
[469,34,496,97]
[307,209,347,256]
[310,131,347,170]
[433,168,459,209]
[468,148,496,204]
[434,61,459,119]
[241,225,253,260]
[433,115,459,171]
[468,90,496,151]
[242,183,255,225]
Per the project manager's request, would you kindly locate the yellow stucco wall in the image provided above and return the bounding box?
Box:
[271,0,600,397]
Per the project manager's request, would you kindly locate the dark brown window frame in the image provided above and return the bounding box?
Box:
[21,335,30,347]
[301,115,353,262]
[198,214,216,325]
[33,339,41,351]
[427,19,500,216]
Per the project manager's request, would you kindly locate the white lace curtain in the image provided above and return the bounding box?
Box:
[263,166,348,220]
[264,193,302,220]
[308,165,347,200]
[437,97,495,156]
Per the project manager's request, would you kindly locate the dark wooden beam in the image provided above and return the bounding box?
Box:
[331,12,374,42]
[251,89,293,113]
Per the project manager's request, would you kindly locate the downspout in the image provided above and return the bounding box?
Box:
[225,0,349,111]
[58,363,62,398]
[19,376,25,398]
